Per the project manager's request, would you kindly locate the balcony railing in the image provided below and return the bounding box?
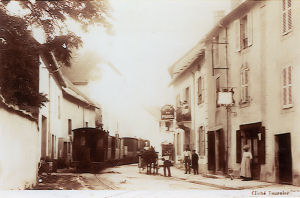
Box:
[176,106,191,122]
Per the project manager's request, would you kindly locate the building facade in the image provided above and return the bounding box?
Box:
[169,0,300,186]
[39,54,98,167]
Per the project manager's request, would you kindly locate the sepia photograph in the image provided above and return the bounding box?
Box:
[1,0,300,197]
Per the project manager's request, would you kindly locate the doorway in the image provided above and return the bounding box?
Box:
[41,116,47,158]
[207,131,216,171]
[240,122,264,180]
[216,129,225,172]
[276,133,292,184]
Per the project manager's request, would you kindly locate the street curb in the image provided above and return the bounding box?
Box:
[172,176,273,190]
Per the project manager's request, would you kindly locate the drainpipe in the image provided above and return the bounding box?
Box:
[48,72,51,158]
[191,71,196,151]
[225,27,230,174]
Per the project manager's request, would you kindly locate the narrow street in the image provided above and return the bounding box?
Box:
[33,164,219,190]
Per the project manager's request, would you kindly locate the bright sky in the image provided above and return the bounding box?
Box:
[7,0,231,150]
[82,0,231,149]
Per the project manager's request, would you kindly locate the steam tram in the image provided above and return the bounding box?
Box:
[72,127,149,172]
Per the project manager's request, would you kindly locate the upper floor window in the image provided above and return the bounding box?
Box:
[282,66,292,108]
[282,0,292,34]
[235,12,253,51]
[240,67,249,103]
[185,87,190,105]
[240,15,248,49]
[68,119,72,135]
[198,76,204,104]
[216,76,221,107]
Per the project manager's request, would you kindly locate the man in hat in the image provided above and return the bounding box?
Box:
[240,145,252,181]
[191,150,199,175]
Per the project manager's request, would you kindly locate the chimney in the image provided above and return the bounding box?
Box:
[213,10,225,24]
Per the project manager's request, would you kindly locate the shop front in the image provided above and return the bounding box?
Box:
[236,122,265,180]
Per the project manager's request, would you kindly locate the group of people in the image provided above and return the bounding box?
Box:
[142,144,253,181]
[183,146,199,175]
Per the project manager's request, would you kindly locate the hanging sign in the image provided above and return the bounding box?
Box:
[161,104,175,120]
[217,91,233,105]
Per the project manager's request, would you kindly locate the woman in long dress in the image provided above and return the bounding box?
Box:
[240,145,252,181]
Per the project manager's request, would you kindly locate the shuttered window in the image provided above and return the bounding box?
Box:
[283,66,292,108]
[240,15,248,49]
[198,76,204,104]
[282,0,292,34]
[68,119,72,135]
[216,77,220,107]
[240,67,249,103]
[237,11,253,51]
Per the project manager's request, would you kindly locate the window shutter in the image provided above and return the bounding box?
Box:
[247,11,253,46]
[287,0,292,30]
[235,20,241,52]
[258,126,266,164]
[236,130,241,163]
[240,71,244,101]
[283,0,287,33]
[198,77,202,103]
[245,69,249,100]
[202,77,204,103]
[288,66,292,105]
[283,68,287,106]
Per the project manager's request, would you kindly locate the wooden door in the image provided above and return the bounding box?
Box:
[278,133,292,184]
[207,131,216,171]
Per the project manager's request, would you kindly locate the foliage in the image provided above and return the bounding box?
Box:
[0,0,110,112]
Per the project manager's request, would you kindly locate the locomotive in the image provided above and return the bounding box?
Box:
[71,127,149,172]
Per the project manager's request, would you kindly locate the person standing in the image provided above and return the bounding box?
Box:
[162,157,171,177]
[240,145,252,181]
[191,150,199,175]
[183,146,191,174]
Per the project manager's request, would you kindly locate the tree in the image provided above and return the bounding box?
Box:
[0,0,110,114]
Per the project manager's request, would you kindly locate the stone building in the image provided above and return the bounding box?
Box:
[169,0,300,186]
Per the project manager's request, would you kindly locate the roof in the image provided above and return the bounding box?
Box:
[40,51,99,109]
[168,0,258,85]
[62,77,99,109]
[168,44,205,85]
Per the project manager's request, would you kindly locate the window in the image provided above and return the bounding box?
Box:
[282,66,292,108]
[80,136,86,146]
[240,67,249,103]
[198,127,205,156]
[198,76,204,104]
[216,77,220,107]
[236,12,253,51]
[68,119,72,135]
[185,87,190,105]
[282,0,292,34]
[240,16,248,49]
